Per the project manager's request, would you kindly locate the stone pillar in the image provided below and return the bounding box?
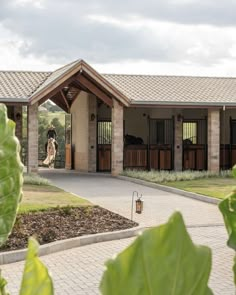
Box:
[208,109,220,172]
[14,106,23,143]
[174,111,183,171]
[88,95,97,172]
[111,99,123,176]
[27,103,38,173]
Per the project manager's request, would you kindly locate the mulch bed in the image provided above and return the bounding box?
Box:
[0,206,138,252]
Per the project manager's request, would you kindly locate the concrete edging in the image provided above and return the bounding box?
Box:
[0,225,143,265]
[117,175,220,205]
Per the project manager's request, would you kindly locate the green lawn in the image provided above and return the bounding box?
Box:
[20,184,91,213]
[165,178,236,199]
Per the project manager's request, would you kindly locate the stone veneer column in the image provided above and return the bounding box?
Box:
[27,103,38,173]
[174,111,183,171]
[208,109,220,172]
[111,99,123,176]
[14,106,23,143]
[88,95,97,172]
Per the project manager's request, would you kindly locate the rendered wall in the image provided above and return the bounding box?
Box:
[124,108,150,144]
[71,91,89,171]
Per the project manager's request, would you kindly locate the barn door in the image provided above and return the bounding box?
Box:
[97,120,111,172]
[65,114,72,169]
[183,119,207,170]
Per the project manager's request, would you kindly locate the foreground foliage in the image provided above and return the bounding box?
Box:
[219,164,236,284]
[0,104,23,246]
[20,238,53,295]
[100,212,213,295]
[0,104,54,294]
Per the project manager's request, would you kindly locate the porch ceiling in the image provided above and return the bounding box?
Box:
[34,72,114,112]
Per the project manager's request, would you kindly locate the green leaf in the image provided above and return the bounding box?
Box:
[19,237,54,295]
[219,190,236,250]
[0,104,23,246]
[100,212,213,295]
[0,271,10,295]
[232,165,236,178]
[219,191,236,284]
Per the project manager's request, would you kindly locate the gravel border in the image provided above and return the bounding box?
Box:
[117,175,220,205]
[0,225,144,265]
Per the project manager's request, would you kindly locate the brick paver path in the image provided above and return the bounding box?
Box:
[1,171,234,294]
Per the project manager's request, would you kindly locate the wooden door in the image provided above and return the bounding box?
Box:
[97,120,111,172]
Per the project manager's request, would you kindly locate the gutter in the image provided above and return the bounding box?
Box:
[0,98,29,104]
[130,100,236,108]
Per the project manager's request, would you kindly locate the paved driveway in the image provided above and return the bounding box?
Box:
[1,171,234,294]
[40,170,223,228]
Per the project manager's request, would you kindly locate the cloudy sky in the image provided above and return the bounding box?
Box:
[1,0,236,76]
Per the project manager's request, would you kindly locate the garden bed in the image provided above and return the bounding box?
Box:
[1,206,138,252]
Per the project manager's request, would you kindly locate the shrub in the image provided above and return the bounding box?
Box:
[23,173,51,186]
[122,169,232,183]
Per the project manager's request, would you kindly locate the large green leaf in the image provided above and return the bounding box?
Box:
[219,190,236,251]
[0,104,23,246]
[0,271,10,295]
[100,212,213,295]
[20,237,54,295]
[218,165,236,284]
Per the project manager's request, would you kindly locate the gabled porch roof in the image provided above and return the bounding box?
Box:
[29,59,130,109]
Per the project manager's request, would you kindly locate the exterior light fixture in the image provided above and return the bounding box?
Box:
[15,112,21,121]
[90,113,96,121]
[177,114,183,122]
[136,196,143,214]
[66,93,73,100]
[131,191,144,220]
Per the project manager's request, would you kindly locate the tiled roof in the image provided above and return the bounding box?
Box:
[103,74,236,105]
[31,60,81,99]
[2,60,236,106]
[0,71,50,102]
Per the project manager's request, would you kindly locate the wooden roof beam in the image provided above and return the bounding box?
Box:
[76,74,113,108]
[60,90,70,112]
[50,94,69,113]
[31,75,77,106]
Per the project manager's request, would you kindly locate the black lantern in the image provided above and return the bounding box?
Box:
[15,112,21,121]
[90,113,96,121]
[135,197,143,214]
[177,113,183,122]
[131,191,144,220]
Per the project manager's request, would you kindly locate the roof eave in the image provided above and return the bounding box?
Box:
[130,100,236,108]
[0,98,29,104]
[29,60,83,105]
[81,61,130,107]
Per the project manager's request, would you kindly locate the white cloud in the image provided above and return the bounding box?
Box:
[1,0,236,76]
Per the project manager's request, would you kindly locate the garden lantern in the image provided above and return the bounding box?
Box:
[131,191,144,220]
[135,196,143,214]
